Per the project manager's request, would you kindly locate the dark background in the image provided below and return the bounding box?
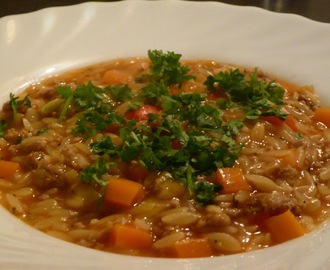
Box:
[1,0,330,23]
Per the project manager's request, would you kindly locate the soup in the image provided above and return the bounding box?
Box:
[0,50,329,258]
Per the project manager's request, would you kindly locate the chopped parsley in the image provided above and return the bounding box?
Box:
[147,49,195,86]
[205,68,287,120]
[57,82,114,121]
[80,157,112,186]
[78,50,253,204]
[0,50,289,205]
[35,128,48,136]
[0,120,7,138]
[7,93,31,123]
[77,51,288,205]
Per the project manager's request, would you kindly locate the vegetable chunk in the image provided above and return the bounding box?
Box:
[212,167,252,194]
[104,177,144,208]
[109,224,153,249]
[172,238,213,258]
[102,69,132,84]
[0,160,20,181]
[313,107,330,127]
[266,209,306,243]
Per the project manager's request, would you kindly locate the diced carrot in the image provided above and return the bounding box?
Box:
[127,162,150,182]
[109,223,153,249]
[172,238,213,258]
[104,177,144,208]
[313,107,330,128]
[0,160,20,181]
[266,209,306,243]
[102,69,132,84]
[212,167,252,194]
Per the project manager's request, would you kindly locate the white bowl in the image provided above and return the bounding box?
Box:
[1,1,330,269]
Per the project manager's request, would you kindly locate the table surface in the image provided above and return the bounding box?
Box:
[1,0,330,23]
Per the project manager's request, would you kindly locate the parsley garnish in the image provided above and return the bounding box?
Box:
[48,50,288,205]
[82,89,241,204]
[75,51,249,205]
[7,93,31,123]
[0,50,290,206]
[80,157,112,186]
[147,50,195,86]
[57,82,115,121]
[205,68,287,120]
[194,181,222,205]
[108,85,132,102]
[35,128,48,136]
[0,120,7,138]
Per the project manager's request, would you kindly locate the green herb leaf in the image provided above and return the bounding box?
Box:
[109,85,133,102]
[147,50,195,86]
[0,120,7,138]
[138,82,169,101]
[7,93,31,123]
[80,157,111,186]
[35,128,48,136]
[90,136,116,155]
[193,181,222,205]
[205,68,287,121]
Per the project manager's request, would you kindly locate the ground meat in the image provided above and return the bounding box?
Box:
[4,128,29,145]
[249,163,299,182]
[60,145,91,170]
[247,191,303,216]
[297,89,320,111]
[275,164,299,181]
[8,135,62,157]
[25,151,45,170]
[30,162,67,189]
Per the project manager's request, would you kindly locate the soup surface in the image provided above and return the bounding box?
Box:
[0,50,329,258]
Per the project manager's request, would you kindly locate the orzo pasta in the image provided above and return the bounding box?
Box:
[0,50,329,258]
